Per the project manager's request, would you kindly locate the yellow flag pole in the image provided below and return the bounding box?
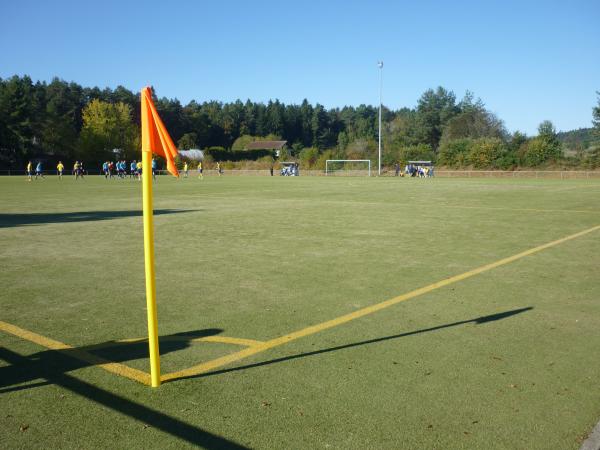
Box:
[142,149,161,387]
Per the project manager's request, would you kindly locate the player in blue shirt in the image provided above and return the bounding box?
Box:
[35,161,44,179]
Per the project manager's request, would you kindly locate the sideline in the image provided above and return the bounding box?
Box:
[162,223,600,381]
[0,320,151,385]
[0,322,264,385]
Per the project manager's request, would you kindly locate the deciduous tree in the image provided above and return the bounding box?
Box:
[78,99,137,163]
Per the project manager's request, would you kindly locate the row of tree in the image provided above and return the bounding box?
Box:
[1,75,599,170]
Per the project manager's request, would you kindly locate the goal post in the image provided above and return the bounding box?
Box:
[325,160,371,177]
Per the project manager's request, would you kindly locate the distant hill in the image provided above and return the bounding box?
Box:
[557,127,597,152]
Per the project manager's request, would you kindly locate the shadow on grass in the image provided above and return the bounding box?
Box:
[0,209,198,228]
[0,347,248,449]
[87,329,225,363]
[0,328,223,390]
[174,307,534,382]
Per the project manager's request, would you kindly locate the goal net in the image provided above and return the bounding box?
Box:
[325,160,371,177]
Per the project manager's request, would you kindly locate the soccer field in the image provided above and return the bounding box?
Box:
[1,175,599,449]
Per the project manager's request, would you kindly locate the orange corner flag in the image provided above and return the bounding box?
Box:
[141,87,179,177]
[140,86,181,387]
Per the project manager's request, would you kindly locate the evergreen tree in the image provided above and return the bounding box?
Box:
[593,91,600,139]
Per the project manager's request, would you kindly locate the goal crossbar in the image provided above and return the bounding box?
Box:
[325,160,371,177]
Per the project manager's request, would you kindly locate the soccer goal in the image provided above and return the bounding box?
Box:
[325,160,371,177]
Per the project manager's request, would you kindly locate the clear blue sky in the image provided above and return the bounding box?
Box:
[1,0,599,135]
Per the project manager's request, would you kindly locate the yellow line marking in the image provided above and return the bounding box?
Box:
[0,321,150,385]
[114,336,264,347]
[162,223,600,382]
[188,336,264,346]
[3,224,599,385]
[113,337,145,344]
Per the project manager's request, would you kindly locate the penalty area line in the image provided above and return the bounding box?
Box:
[162,223,600,382]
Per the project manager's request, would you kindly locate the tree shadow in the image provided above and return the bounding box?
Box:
[0,209,198,228]
[172,307,534,382]
[0,328,222,390]
[0,347,248,449]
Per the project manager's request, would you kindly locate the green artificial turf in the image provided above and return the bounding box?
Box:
[1,174,599,449]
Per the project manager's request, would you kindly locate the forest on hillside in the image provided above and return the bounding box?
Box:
[1,75,599,170]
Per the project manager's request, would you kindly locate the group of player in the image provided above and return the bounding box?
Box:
[181,160,211,179]
[26,160,86,181]
[405,164,434,178]
[103,160,146,180]
[100,159,214,179]
[26,158,217,181]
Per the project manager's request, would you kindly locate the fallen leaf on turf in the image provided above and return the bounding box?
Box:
[261,401,271,407]
[143,424,150,429]
[509,384,517,388]
[19,424,29,432]
[472,421,479,424]
[427,425,433,429]
[463,431,470,435]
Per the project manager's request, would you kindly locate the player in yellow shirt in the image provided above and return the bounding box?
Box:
[56,161,64,180]
[26,161,32,181]
[183,162,189,178]
[197,161,203,179]
[136,161,143,180]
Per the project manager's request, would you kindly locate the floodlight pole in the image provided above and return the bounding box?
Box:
[377,61,383,176]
